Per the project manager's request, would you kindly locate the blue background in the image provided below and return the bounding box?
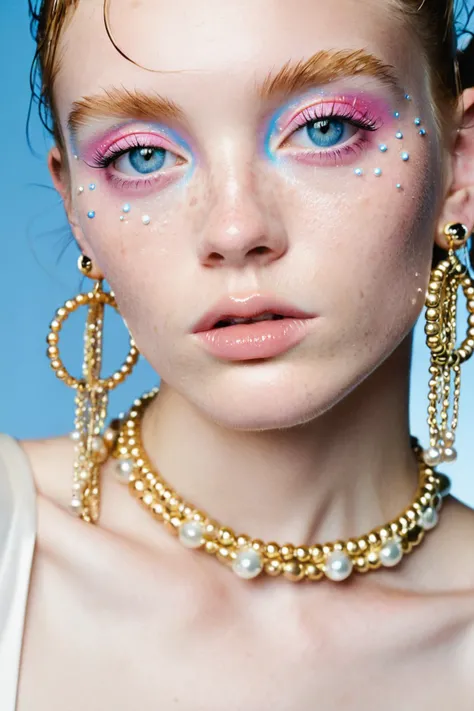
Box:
[1,2,473,505]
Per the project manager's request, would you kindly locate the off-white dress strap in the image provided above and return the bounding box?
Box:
[0,434,37,711]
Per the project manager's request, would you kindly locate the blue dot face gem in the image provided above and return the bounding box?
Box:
[414,118,422,126]
[405,94,411,101]
[89,183,96,191]
[122,203,131,213]
[394,111,400,119]
[354,168,363,176]
[419,128,427,137]
[379,144,388,153]
[87,211,96,219]
[395,132,403,140]
[396,183,402,190]
[374,168,382,177]
[401,152,410,161]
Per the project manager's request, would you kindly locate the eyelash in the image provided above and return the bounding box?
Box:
[89,103,381,188]
[91,134,164,169]
[287,101,380,135]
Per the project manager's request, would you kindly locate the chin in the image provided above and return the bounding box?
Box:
[185,360,353,431]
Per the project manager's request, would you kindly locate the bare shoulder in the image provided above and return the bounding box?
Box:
[19,435,76,508]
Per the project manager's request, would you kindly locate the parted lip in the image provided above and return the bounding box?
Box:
[191,293,317,333]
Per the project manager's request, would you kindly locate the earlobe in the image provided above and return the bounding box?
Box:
[436,88,474,250]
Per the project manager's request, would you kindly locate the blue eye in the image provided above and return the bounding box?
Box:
[128,147,166,174]
[306,119,345,148]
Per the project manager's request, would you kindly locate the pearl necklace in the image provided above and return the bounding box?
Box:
[108,388,451,583]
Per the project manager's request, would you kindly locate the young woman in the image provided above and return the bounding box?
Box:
[1,0,474,708]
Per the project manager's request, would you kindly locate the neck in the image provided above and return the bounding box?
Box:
[140,338,418,545]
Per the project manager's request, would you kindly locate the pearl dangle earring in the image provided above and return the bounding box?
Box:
[423,223,474,466]
[46,255,140,522]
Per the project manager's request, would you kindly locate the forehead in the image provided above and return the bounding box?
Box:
[54,0,421,123]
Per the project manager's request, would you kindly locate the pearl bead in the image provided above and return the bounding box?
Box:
[232,548,264,579]
[419,507,438,530]
[423,447,442,467]
[324,551,353,582]
[380,539,403,568]
[72,480,85,492]
[142,215,151,225]
[442,430,455,445]
[116,459,134,482]
[79,469,89,481]
[179,521,206,549]
[443,447,457,463]
[69,498,82,516]
[70,430,81,442]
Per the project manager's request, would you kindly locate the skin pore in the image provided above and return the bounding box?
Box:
[18,0,474,707]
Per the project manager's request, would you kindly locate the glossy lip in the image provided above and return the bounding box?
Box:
[194,317,317,362]
[191,293,317,333]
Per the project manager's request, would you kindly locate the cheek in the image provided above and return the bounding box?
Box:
[275,141,439,347]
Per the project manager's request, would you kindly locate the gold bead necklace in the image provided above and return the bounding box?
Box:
[108,388,451,583]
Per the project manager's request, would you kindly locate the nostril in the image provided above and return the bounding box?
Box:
[249,246,271,256]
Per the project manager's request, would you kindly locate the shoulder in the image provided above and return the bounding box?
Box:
[19,434,76,509]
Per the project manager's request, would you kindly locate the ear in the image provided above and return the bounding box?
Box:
[436,87,474,250]
[48,146,104,279]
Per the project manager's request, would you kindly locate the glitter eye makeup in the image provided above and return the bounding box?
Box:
[79,124,192,194]
[266,91,390,167]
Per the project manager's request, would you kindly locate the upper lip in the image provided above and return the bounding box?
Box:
[191,294,317,333]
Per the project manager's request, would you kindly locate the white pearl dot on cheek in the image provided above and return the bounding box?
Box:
[142,215,151,225]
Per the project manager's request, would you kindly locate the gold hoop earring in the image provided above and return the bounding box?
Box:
[46,255,140,522]
[423,223,474,467]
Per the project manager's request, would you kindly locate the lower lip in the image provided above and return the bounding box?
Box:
[194,318,317,361]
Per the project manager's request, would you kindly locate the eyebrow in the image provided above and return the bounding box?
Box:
[68,49,401,138]
[68,87,184,140]
[258,49,401,101]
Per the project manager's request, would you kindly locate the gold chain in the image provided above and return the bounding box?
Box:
[107,388,451,583]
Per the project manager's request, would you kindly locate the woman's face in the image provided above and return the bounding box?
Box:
[52,0,445,429]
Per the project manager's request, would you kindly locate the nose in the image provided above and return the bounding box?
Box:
[195,153,288,269]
